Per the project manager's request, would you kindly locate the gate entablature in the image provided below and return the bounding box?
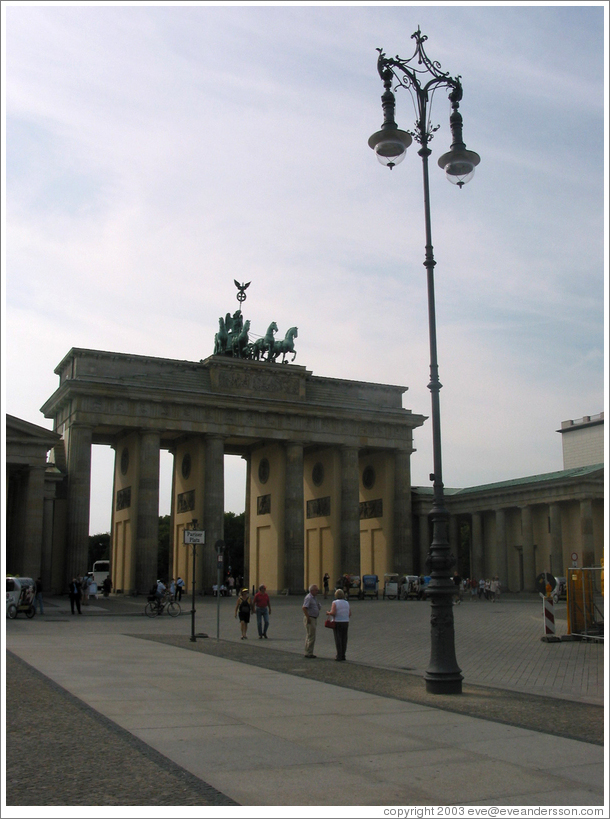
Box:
[42,348,424,451]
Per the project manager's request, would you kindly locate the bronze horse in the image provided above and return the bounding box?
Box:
[250,321,278,361]
[270,327,298,364]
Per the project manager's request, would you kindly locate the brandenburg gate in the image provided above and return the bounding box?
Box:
[40,283,425,594]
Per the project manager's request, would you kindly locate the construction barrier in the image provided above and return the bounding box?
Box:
[566,566,604,641]
[543,595,555,636]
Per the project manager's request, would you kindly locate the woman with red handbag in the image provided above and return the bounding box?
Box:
[327,589,351,661]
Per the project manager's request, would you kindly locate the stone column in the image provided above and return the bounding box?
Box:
[393,449,413,575]
[243,453,251,587]
[495,508,508,590]
[41,485,56,588]
[549,503,563,577]
[471,512,483,580]
[66,424,93,584]
[168,448,176,580]
[419,513,430,575]
[521,505,536,591]
[579,499,594,566]
[135,430,161,595]
[203,435,224,590]
[284,442,305,593]
[22,465,46,580]
[340,446,360,573]
[109,445,117,591]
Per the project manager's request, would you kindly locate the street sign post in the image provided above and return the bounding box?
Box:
[183,527,205,641]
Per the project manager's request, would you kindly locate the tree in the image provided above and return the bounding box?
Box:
[88,533,110,570]
[158,515,171,581]
[153,512,244,583]
[223,511,245,580]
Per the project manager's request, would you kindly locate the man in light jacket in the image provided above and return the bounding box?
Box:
[302,584,321,658]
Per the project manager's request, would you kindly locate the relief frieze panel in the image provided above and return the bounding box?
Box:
[214,367,302,397]
[307,496,331,519]
[177,490,195,513]
[116,487,131,511]
[257,495,271,515]
[360,499,383,519]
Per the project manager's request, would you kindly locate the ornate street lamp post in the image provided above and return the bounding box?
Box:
[369,28,480,695]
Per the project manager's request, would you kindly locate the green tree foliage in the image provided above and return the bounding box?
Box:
[223,511,245,580]
[88,533,110,570]
[158,515,171,581]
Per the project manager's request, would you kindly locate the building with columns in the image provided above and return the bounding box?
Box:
[5,415,66,588]
[413,463,604,591]
[7,348,604,597]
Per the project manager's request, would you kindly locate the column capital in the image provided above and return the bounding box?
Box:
[284,440,305,450]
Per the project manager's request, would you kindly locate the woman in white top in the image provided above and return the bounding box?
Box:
[327,589,351,661]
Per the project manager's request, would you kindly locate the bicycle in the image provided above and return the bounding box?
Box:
[144,593,181,618]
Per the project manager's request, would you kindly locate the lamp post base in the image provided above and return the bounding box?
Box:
[424,674,463,695]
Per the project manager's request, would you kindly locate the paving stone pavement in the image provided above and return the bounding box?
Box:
[5,592,606,810]
[5,652,237,808]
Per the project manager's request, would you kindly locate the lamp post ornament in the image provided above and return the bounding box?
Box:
[369,28,480,696]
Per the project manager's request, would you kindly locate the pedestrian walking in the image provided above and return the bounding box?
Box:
[176,577,185,601]
[302,584,321,658]
[35,577,44,615]
[81,574,91,606]
[102,576,112,597]
[323,573,330,599]
[490,576,500,602]
[235,588,252,639]
[68,577,82,615]
[453,571,462,605]
[494,576,502,601]
[478,578,485,599]
[470,578,477,600]
[227,575,235,596]
[89,577,98,601]
[169,578,176,600]
[327,588,351,661]
[253,584,271,638]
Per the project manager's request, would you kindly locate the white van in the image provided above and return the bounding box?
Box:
[91,560,110,588]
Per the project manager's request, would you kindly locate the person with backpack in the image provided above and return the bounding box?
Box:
[235,588,253,639]
[176,577,185,601]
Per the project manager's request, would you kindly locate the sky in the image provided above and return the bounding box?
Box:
[3,2,607,535]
